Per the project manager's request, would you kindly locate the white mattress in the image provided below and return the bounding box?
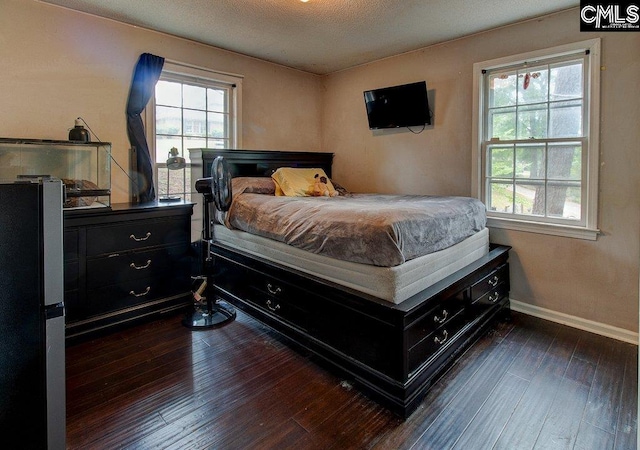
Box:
[213,225,489,305]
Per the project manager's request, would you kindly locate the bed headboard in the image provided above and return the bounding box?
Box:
[189,149,334,179]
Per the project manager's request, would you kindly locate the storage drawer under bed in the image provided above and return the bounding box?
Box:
[215,256,311,331]
[406,289,466,349]
[469,264,509,313]
[406,305,469,375]
[470,264,509,301]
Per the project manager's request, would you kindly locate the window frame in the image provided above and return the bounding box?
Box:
[471,39,601,240]
[145,61,243,201]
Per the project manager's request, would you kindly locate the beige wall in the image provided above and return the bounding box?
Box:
[0,0,322,202]
[322,9,640,333]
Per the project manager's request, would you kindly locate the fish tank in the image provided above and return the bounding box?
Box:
[0,138,111,209]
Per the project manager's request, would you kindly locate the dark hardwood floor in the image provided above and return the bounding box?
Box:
[66,310,637,449]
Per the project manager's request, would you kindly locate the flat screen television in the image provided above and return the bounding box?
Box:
[363,81,431,129]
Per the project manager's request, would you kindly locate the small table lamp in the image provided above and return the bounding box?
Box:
[160,147,186,202]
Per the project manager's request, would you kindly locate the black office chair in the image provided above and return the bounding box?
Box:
[182,156,236,329]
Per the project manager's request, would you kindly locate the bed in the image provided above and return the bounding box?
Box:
[190,148,511,418]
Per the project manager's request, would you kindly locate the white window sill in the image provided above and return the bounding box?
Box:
[487,217,599,241]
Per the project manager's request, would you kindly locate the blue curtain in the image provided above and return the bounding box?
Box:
[126,53,165,203]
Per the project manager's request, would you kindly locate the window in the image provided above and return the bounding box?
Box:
[147,61,242,202]
[472,39,600,240]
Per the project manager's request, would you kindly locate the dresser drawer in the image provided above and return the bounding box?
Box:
[406,289,465,348]
[470,264,509,302]
[84,275,189,319]
[86,217,190,256]
[86,245,189,289]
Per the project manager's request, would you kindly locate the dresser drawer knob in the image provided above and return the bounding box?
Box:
[488,275,499,287]
[129,286,151,297]
[433,309,449,324]
[130,260,152,270]
[488,291,500,303]
[266,283,281,295]
[266,299,281,312]
[434,329,449,345]
[130,232,151,242]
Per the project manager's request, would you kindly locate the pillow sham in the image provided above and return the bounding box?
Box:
[271,167,337,197]
[212,177,275,225]
[231,177,276,195]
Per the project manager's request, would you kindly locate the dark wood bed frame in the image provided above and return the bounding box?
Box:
[191,149,511,418]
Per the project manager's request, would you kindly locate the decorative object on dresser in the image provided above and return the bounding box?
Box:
[64,202,194,344]
[192,149,511,418]
[68,118,91,142]
[159,146,186,202]
[182,156,236,329]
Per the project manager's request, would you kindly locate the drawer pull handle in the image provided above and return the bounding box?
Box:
[266,299,281,312]
[488,275,499,287]
[488,292,500,303]
[266,283,281,295]
[433,309,449,324]
[434,330,449,345]
[130,260,152,270]
[130,232,151,242]
[129,286,151,297]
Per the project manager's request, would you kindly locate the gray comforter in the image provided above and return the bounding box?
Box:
[223,190,486,267]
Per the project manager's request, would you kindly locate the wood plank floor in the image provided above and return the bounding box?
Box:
[66,310,637,449]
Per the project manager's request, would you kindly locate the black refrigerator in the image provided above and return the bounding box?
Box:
[0,178,66,449]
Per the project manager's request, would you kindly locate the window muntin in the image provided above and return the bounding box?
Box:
[155,79,232,163]
[486,140,583,221]
[153,76,235,201]
[481,51,591,228]
[486,59,584,142]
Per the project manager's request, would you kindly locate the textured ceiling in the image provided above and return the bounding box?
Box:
[39,0,579,74]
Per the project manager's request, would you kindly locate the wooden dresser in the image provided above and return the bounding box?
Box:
[63,202,194,344]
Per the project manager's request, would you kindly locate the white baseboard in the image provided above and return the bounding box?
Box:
[510,299,639,345]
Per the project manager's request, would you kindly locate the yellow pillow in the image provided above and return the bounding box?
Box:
[271,167,337,197]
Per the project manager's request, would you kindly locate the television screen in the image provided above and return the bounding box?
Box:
[363,81,431,130]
